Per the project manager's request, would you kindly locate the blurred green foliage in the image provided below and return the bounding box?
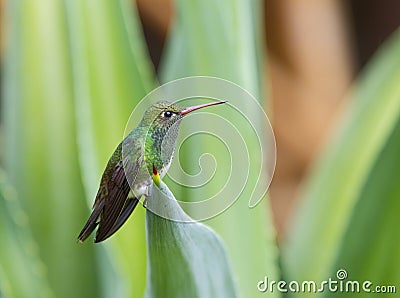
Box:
[283,28,400,297]
[3,1,100,297]
[1,0,400,297]
[3,0,153,297]
[0,170,53,298]
[2,0,275,297]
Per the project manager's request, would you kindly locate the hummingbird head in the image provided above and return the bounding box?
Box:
[140,100,226,177]
[141,101,185,130]
[141,100,226,132]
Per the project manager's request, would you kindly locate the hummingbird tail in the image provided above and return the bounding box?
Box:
[77,200,105,243]
[94,197,139,243]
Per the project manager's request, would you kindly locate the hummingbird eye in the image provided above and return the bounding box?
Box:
[162,111,174,118]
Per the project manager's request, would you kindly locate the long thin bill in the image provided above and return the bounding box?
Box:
[181,100,227,115]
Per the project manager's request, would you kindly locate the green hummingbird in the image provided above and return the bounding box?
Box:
[78,100,226,243]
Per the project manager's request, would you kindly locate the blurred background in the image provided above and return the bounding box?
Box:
[1,0,400,297]
[135,0,400,238]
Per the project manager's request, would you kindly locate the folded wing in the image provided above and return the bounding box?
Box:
[77,142,142,243]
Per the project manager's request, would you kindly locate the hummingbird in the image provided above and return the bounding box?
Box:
[77,100,226,243]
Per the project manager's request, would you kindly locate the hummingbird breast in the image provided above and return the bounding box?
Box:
[146,120,181,178]
[121,117,182,201]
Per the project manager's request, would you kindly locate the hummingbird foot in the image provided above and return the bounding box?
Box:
[143,197,148,209]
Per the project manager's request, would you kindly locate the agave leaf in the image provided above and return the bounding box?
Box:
[63,0,156,297]
[64,0,155,195]
[145,181,237,298]
[160,0,280,296]
[282,28,400,297]
[0,171,53,298]
[2,0,99,296]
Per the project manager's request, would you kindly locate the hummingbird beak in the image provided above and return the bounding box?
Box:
[181,100,227,115]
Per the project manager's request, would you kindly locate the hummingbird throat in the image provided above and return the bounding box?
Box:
[144,119,181,180]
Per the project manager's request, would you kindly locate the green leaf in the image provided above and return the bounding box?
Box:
[63,0,156,297]
[64,0,155,196]
[0,171,53,298]
[145,181,237,298]
[3,1,100,297]
[161,0,263,98]
[160,0,280,297]
[282,28,400,296]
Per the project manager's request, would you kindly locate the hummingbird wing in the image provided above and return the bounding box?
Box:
[97,196,140,242]
[94,155,142,243]
[77,141,143,243]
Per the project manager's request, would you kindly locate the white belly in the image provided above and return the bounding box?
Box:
[128,153,174,199]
